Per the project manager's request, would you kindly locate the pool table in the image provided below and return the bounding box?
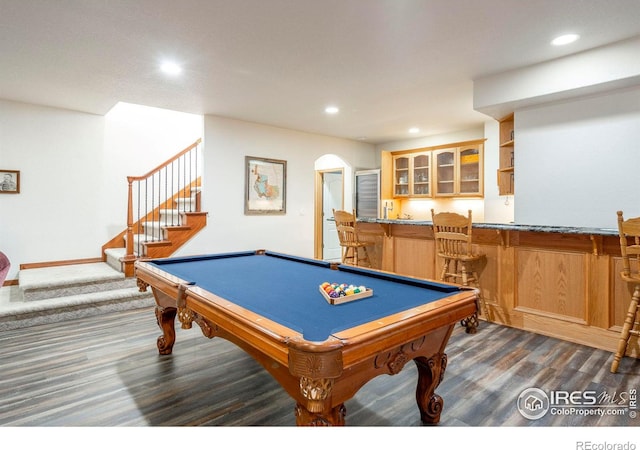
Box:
[135,250,478,426]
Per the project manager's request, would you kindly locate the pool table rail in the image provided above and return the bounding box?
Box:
[334,289,477,363]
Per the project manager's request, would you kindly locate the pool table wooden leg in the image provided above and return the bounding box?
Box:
[414,353,447,425]
[155,306,177,355]
[295,402,346,426]
[461,312,479,334]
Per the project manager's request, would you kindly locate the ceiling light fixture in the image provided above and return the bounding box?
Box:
[551,34,579,46]
[325,106,339,114]
[160,61,183,76]
[409,127,420,134]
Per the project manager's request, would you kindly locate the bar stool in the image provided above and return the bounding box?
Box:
[611,210,640,373]
[333,209,371,267]
[431,209,484,333]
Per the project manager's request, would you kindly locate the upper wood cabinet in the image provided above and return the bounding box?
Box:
[383,139,484,199]
[412,152,431,196]
[393,152,431,197]
[458,145,483,196]
[497,113,514,195]
[434,148,455,195]
[393,155,410,197]
[433,144,483,197]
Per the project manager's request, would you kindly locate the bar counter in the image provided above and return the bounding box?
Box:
[356,218,638,358]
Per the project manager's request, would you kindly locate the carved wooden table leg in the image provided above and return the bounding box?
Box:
[295,402,346,426]
[155,305,177,355]
[414,353,447,425]
[288,344,344,426]
[137,278,149,292]
[461,312,479,334]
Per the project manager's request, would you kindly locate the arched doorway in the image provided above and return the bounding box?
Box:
[314,154,353,260]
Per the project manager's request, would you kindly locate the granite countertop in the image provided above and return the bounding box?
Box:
[357,218,619,236]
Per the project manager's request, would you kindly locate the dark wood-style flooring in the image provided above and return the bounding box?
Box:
[1,306,639,428]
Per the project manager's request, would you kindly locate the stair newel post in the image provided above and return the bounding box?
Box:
[122,176,137,277]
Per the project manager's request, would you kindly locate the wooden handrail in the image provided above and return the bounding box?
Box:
[121,138,202,276]
[127,138,202,182]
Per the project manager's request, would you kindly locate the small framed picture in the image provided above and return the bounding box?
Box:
[245,156,286,215]
[0,170,20,194]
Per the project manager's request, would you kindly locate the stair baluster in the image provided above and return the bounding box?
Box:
[117,138,204,277]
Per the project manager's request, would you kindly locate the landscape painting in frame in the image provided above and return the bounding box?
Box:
[245,156,286,215]
[0,170,20,194]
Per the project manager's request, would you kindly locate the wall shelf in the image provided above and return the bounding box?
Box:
[497,113,514,196]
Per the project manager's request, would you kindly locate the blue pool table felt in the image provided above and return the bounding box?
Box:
[150,251,460,342]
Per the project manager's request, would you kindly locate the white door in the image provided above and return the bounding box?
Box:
[322,171,343,261]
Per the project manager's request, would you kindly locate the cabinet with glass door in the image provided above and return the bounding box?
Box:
[434,144,483,197]
[393,155,410,197]
[411,152,431,197]
[393,152,431,197]
[434,149,456,196]
[458,144,482,195]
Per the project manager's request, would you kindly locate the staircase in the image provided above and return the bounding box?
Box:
[102,138,207,276]
[103,186,207,272]
[0,139,207,331]
[2,187,207,330]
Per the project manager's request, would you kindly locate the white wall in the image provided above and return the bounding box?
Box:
[102,103,203,237]
[176,115,377,259]
[474,36,640,227]
[0,100,202,280]
[0,100,105,279]
[0,99,373,280]
[474,36,640,120]
[375,127,484,154]
[515,86,640,228]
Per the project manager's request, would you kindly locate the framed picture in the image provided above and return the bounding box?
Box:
[0,170,20,194]
[245,156,286,215]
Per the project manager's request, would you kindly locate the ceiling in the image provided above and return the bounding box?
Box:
[1,0,639,144]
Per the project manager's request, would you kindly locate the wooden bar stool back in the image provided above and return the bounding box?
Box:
[431,208,484,333]
[611,210,640,373]
[333,209,370,267]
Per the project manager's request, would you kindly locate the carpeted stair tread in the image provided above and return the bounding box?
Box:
[3,261,158,331]
[0,286,154,331]
[19,263,133,301]
[19,262,124,290]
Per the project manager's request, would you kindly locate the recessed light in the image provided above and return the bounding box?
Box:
[160,61,183,75]
[409,127,420,133]
[551,34,579,46]
[325,106,339,114]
